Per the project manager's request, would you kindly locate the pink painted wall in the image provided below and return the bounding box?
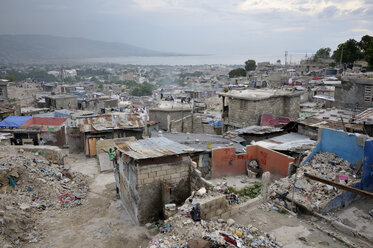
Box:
[211,145,294,178]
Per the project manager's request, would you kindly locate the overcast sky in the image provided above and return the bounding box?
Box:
[1,0,372,62]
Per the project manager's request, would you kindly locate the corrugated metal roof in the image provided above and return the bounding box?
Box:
[255,132,316,151]
[223,125,283,138]
[76,113,144,132]
[22,117,67,127]
[115,137,198,160]
[355,108,373,124]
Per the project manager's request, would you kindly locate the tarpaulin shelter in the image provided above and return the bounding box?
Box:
[0,116,32,129]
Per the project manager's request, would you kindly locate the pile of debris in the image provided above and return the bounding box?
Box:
[0,147,89,246]
[148,212,279,248]
[270,152,360,212]
[149,186,278,248]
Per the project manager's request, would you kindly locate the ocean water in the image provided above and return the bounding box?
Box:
[78,53,307,66]
[79,54,255,66]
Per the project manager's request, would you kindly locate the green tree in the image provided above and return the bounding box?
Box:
[314,47,331,60]
[276,59,281,64]
[359,35,373,67]
[130,83,154,96]
[4,74,16,82]
[244,60,256,71]
[329,62,337,67]
[98,83,104,90]
[332,39,362,68]
[228,68,246,78]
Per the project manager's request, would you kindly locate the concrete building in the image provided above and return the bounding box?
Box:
[114,137,198,224]
[217,89,302,132]
[334,77,373,109]
[149,102,192,130]
[0,80,9,103]
[45,95,78,110]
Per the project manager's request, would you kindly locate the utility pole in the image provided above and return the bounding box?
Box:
[339,46,344,69]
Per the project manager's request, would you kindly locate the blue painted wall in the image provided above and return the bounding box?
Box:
[303,128,364,165]
[301,128,373,212]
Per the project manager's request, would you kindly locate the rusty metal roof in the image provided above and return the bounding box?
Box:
[77,113,144,132]
[355,108,373,124]
[223,125,283,138]
[115,137,198,160]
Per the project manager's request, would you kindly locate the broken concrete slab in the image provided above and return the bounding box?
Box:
[98,153,113,172]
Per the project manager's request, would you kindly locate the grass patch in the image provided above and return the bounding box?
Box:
[228,182,262,199]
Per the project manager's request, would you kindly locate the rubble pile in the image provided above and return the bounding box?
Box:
[148,214,279,248]
[0,148,89,246]
[270,152,360,211]
[149,187,279,248]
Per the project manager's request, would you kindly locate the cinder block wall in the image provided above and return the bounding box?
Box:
[135,157,191,224]
[227,95,300,128]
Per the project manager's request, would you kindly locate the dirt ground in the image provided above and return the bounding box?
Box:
[332,198,373,241]
[27,153,151,248]
[232,204,347,248]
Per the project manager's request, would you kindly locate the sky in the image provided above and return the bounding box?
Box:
[0,0,372,63]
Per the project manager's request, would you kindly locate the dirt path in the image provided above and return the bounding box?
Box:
[27,154,151,248]
[232,204,347,248]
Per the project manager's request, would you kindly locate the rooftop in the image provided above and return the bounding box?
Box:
[115,137,198,160]
[45,94,78,99]
[217,88,302,101]
[76,113,144,132]
[255,132,316,151]
[22,117,67,127]
[151,131,245,153]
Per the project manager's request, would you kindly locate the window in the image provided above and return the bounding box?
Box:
[365,86,373,102]
[0,87,3,96]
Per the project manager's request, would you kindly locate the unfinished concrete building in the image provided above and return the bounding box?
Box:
[334,77,373,109]
[0,80,9,104]
[218,89,301,132]
[149,104,192,130]
[45,95,78,110]
[114,137,198,224]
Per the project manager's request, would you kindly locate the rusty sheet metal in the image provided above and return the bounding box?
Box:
[223,125,283,138]
[77,113,144,132]
[115,137,198,160]
[355,108,373,124]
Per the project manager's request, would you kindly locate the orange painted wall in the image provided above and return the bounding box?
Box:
[212,145,294,178]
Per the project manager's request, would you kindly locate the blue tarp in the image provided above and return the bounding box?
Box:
[0,116,32,129]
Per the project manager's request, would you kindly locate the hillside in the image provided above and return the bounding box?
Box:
[0,34,174,64]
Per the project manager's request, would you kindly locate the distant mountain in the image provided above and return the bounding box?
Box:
[0,34,177,64]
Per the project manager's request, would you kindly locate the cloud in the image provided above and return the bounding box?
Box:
[0,0,372,61]
[273,27,305,32]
